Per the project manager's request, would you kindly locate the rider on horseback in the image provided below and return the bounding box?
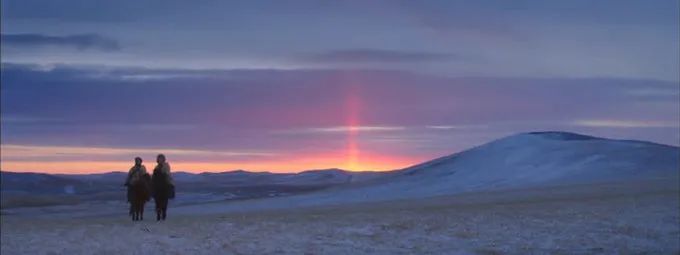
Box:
[125,157,147,213]
[152,154,174,221]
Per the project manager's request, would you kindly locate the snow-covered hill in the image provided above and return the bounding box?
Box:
[187,168,367,186]
[394,131,678,191]
[50,168,378,186]
[3,131,678,211]
[0,168,384,208]
[254,131,679,207]
[1,172,105,195]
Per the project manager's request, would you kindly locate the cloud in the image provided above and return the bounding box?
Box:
[278,126,407,134]
[624,87,680,102]
[0,144,277,160]
[1,33,120,51]
[0,115,61,124]
[2,63,679,156]
[426,125,489,130]
[304,49,458,63]
[572,120,679,128]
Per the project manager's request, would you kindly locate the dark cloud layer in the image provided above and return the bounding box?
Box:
[1,33,120,51]
[305,49,459,63]
[1,1,677,81]
[1,64,678,157]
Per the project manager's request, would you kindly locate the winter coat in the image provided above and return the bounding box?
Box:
[125,165,147,186]
[154,162,174,186]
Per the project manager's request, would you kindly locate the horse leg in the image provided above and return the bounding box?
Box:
[131,201,136,221]
[135,201,140,221]
[134,200,142,221]
[155,198,161,221]
[140,201,144,221]
[161,198,168,220]
[127,188,132,216]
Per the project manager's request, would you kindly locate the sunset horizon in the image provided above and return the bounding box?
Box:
[2,1,679,253]
[0,142,426,174]
[2,129,678,174]
[2,1,678,175]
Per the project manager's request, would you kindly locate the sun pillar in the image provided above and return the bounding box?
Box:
[344,73,361,170]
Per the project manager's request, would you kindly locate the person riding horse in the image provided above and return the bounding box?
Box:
[125,157,147,216]
[152,154,175,221]
[125,157,151,221]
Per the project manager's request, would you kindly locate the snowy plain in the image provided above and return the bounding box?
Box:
[2,180,678,254]
[1,132,679,254]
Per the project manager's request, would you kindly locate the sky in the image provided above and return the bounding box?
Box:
[1,0,679,174]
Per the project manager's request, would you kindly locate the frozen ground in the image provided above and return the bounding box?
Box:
[3,133,678,254]
[2,179,678,255]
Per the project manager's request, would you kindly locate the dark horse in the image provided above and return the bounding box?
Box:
[130,174,152,221]
[152,169,172,221]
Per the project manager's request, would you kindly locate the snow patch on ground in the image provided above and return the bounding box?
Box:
[2,181,678,254]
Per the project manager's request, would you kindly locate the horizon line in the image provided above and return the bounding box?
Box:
[2,130,677,175]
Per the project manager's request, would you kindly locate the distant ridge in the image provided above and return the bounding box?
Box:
[3,131,677,196]
[279,131,680,205]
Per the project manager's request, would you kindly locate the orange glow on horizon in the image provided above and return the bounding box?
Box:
[0,152,422,174]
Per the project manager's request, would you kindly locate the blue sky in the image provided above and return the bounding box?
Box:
[1,0,678,173]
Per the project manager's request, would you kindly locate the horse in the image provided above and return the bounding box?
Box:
[152,170,172,221]
[130,173,151,221]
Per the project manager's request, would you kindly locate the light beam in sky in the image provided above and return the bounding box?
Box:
[344,71,362,170]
